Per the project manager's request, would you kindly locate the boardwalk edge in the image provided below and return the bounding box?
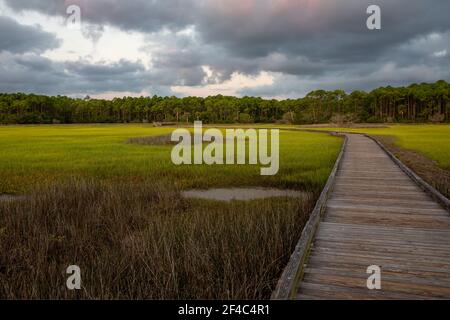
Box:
[271,133,348,300]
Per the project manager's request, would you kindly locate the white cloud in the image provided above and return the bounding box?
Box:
[433,50,447,58]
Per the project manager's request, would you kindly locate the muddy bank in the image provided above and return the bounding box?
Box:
[182,188,309,201]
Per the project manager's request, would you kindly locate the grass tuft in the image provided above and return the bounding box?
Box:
[0,178,314,299]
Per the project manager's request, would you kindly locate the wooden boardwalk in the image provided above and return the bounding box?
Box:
[295,134,450,300]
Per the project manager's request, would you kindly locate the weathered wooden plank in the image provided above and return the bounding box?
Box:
[325,213,450,229]
[313,239,450,258]
[333,183,421,192]
[330,192,432,201]
[314,233,450,250]
[332,191,432,201]
[326,203,447,215]
[305,261,450,280]
[315,231,450,244]
[304,267,450,288]
[328,198,442,210]
[313,239,450,257]
[307,248,450,268]
[336,176,412,183]
[306,256,450,276]
[310,246,450,265]
[297,282,440,300]
[319,222,450,237]
[338,169,404,174]
[301,273,450,298]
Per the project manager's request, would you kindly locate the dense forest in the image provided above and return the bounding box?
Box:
[1,80,449,125]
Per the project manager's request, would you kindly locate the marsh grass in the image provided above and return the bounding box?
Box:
[0,178,313,299]
[0,125,342,299]
[0,125,342,194]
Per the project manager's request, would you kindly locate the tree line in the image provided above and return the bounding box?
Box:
[1,80,449,125]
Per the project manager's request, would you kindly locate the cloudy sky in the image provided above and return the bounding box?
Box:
[0,0,449,99]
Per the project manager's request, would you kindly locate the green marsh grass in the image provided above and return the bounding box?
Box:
[0,124,341,193]
[0,124,342,299]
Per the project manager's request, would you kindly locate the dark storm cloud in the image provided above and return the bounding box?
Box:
[0,49,209,96]
[65,59,145,78]
[8,0,443,64]
[196,0,450,60]
[150,51,205,85]
[4,0,197,32]
[2,0,450,96]
[0,16,60,53]
[0,53,152,95]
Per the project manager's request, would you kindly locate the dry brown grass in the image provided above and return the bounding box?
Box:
[0,178,313,299]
